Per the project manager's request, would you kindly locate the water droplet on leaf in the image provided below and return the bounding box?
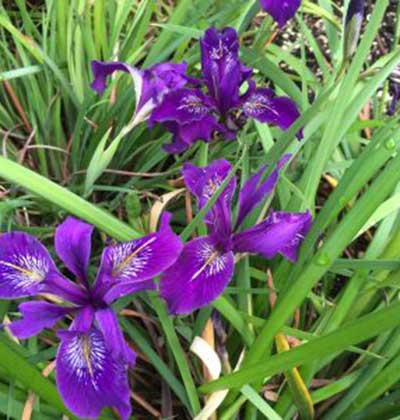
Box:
[316,252,331,266]
[384,139,396,151]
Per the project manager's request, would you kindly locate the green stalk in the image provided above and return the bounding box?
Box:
[345,350,400,414]
[142,297,201,415]
[0,156,141,240]
[206,152,400,407]
[246,152,400,366]
[0,335,77,418]
[199,300,400,392]
[325,328,400,419]
[300,0,390,206]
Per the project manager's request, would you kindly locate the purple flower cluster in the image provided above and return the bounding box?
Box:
[91,27,302,153]
[0,157,311,418]
[2,23,311,420]
[0,214,182,419]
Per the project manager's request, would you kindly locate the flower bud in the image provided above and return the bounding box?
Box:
[344,0,365,60]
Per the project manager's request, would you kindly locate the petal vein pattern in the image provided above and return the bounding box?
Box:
[111,236,157,279]
[65,332,107,385]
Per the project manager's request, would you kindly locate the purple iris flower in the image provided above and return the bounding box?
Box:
[91,60,196,127]
[150,27,302,153]
[259,0,302,27]
[0,214,182,419]
[90,28,302,154]
[160,157,312,314]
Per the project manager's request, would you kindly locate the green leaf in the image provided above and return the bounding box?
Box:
[0,334,76,418]
[84,128,121,196]
[0,156,141,240]
[199,301,400,392]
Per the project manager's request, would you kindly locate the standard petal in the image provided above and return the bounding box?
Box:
[160,236,234,314]
[95,213,182,294]
[56,327,132,420]
[183,159,236,210]
[95,308,136,365]
[143,61,194,106]
[260,0,301,27]
[242,87,303,138]
[236,154,291,227]
[55,217,94,283]
[200,27,242,114]
[233,210,312,262]
[0,232,56,298]
[9,301,74,339]
[183,159,236,235]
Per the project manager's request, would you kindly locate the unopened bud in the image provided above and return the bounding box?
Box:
[344,0,365,59]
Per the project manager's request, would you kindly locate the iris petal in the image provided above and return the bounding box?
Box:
[259,0,302,27]
[96,308,136,365]
[0,232,56,298]
[162,118,219,153]
[160,236,234,314]
[95,213,182,300]
[233,210,312,262]
[200,27,243,114]
[150,88,215,124]
[236,154,291,227]
[55,216,94,284]
[183,159,235,239]
[56,327,132,420]
[90,60,192,125]
[150,88,221,153]
[241,87,303,138]
[9,301,74,339]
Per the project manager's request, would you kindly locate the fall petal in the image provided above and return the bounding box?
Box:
[0,232,56,298]
[242,87,303,138]
[233,210,312,262]
[236,154,291,227]
[56,327,132,420]
[160,236,234,314]
[95,213,182,297]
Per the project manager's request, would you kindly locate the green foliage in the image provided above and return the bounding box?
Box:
[0,0,400,419]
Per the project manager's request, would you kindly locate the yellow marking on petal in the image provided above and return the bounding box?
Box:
[0,261,41,279]
[207,179,217,194]
[82,335,94,378]
[112,236,157,276]
[204,178,220,199]
[191,251,220,282]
